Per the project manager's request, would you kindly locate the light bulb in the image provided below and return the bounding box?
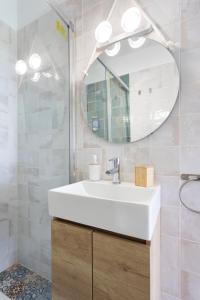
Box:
[128,37,146,48]
[29,53,42,70]
[105,42,121,56]
[95,21,112,43]
[15,60,27,75]
[31,72,41,82]
[121,7,142,33]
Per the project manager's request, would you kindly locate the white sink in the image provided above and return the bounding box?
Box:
[48,180,160,241]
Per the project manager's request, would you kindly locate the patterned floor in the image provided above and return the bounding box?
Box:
[0,264,51,300]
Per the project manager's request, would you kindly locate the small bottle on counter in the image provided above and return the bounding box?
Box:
[89,155,101,181]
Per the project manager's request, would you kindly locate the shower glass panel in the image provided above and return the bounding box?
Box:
[17,1,70,279]
[0,12,18,273]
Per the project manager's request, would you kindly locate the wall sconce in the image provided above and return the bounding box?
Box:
[95,6,142,45]
[95,6,145,56]
[95,21,112,43]
[121,7,141,33]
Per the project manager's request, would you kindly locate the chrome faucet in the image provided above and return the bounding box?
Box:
[106,157,121,184]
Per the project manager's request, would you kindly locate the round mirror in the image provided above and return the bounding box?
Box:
[82,37,179,143]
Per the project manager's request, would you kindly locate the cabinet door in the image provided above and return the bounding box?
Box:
[93,231,150,300]
[52,220,93,300]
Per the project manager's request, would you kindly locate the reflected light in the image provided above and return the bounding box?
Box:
[31,72,41,82]
[15,60,27,75]
[105,42,121,56]
[153,110,169,121]
[128,37,146,48]
[54,73,60,81]
[43,72,53,78]
[29,53,42,70]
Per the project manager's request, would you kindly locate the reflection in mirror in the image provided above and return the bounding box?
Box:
[83,38,179,143]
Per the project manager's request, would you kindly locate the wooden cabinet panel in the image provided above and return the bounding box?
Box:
[93,231,150,300]
[52,219,93,300]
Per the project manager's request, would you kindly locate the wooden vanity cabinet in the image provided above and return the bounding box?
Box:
[52,218,160,300]
[52,220,93,300]
[93,231,150,300]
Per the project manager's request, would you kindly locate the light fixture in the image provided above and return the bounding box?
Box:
[31,72,41,82]
[29,53,42,70]
[95,21,112,43]
[105,42,121,56]
[15,60,27,75]
[121,7,142,33]
[128,37,146,48]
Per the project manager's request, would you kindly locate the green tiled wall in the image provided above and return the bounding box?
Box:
[86,74,130,143]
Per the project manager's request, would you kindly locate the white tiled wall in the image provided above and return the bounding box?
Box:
[74,0,200,299]
[0,1,200,299]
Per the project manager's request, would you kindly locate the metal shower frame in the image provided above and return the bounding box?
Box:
[46,0,76,184]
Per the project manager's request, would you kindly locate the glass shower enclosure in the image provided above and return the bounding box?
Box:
[17,1,71,279]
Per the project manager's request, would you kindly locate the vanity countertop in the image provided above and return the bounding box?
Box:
[48,180,160,241]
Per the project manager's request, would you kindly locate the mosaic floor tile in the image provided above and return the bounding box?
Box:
[0,264,51,300]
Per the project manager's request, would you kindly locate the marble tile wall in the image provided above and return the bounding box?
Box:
[0,1,199,298]
[74,0,200,299]
[17,10,70,280]
[180,1,200,299]
[0,20,18,272]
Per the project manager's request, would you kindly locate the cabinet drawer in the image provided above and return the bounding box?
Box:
[93,231,150,300]
[52,220,93,300]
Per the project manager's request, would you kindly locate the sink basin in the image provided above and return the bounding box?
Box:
[48,180,160,241]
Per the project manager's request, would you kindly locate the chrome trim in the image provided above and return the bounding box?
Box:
[106,157,121,184]
[181,174,200,181]
[46,0,75,32]
[68,27,76,184]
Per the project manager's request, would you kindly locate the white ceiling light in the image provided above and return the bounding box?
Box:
[95,21,112,43]
[31,72,41,82]
[105,42,121,56]
[121,7,142,33]
[128,37,146,48]
[29,53,42,70]
[15,60,27,75]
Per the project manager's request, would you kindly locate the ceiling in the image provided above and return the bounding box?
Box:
[0,0,50,30]
[0,0,18,29]
[18,0,50,30]
[0,0,82,31]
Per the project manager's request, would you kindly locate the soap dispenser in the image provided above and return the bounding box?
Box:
[89,155,101,181]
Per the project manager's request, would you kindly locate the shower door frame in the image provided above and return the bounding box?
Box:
[47,1,76,184]
[68,27,76,184]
